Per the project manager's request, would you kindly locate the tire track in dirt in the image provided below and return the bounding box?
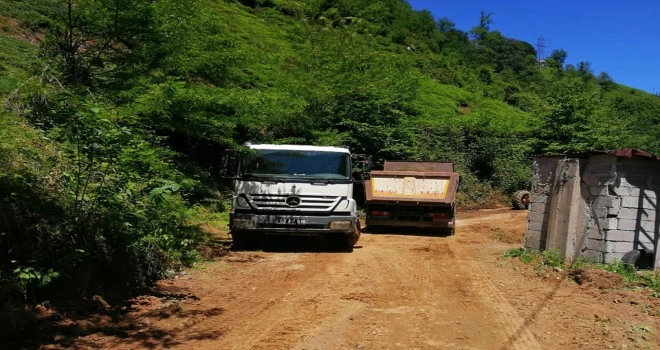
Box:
[333,234,515,349]
[454,214,543,350]
[458,257,542,350]
[457,210,522,226]
[186,252,356,350]
[353,225,542,350]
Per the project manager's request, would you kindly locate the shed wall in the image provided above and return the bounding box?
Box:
[524,155,660,268]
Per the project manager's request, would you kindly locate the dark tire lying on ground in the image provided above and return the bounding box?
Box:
[512,190,531,210]
[622,249,655,269]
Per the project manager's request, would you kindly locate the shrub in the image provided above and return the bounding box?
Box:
[0,90,207,303]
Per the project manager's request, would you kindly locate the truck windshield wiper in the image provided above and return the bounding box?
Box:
[310,179,331,185]
[310,177,350,184]
[244,173,347,184]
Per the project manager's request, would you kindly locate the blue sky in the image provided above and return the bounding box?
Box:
[407,0,659,93]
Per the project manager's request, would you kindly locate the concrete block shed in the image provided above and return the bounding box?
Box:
[524,149,660,268]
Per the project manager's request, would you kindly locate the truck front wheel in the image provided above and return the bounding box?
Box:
[331,222,361,250]
[348,220,362,246]
[346,230,361,247]
[231,232,261,250]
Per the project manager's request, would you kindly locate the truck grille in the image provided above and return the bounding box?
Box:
[247,194,341,211]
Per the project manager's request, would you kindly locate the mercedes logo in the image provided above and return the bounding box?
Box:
[285,196,301,207]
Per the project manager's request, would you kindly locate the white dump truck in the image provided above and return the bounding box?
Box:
[364,161,459,235]
[227,144,361,248]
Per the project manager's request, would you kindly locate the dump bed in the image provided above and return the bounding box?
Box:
[365,161,459,205]
[363,161,459,234]
[383,161,454,173]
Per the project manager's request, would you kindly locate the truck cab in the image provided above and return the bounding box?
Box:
[228,144,361,248]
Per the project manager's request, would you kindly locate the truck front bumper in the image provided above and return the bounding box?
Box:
[230,213,358,235]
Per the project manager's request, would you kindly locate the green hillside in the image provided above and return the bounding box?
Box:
[1,0,659,303]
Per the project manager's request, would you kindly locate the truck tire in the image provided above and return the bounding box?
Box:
[449,210,456,236]
[512,190,531,210]
[331,222,361,250]
[442,224,455,236]
[347,225,361,247]
[343,220,361,248]
[346,231,360,247]
[231,232,260,250]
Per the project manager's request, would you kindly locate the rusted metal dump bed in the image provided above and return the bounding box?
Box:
[383,161,455,173]
[364,161,459,235]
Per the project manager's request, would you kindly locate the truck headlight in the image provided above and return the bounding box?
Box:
[235,196,249,208]
[335,199,356,212]
[330,221,353,231]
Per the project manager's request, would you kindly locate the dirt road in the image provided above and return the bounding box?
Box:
[58,209,660,349]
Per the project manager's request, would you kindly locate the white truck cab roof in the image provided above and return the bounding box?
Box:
[247,144,350,154]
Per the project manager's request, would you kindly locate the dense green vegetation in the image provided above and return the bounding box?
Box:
[1,0,659,303]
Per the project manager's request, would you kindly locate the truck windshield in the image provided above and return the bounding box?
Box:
[243,150,350,180]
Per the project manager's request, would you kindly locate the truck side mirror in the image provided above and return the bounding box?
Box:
[360,161,371,180]
[220,151,240,178]
[352,154,372,180]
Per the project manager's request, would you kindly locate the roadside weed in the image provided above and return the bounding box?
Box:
[604,261,638,282]
[502,247,541,264]
[502,247,660,297]
[629,324,652,334]
[540,249,563,268]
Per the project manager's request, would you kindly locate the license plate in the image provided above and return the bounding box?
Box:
[275,218,307,225]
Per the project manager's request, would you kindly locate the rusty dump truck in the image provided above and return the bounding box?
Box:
[363,161,459,235]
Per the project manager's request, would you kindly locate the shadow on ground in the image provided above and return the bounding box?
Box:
[0,288,222,350]
[232,234,358,254]
[363,226,453,237]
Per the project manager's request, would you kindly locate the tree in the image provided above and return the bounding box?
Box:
[546,49,567,70]
[478,11,494,30]
[535,76,600,153]
[577,61,593,80]
[469,11,493,42]
[435,17,468,49]
[43,0,196,88]
[596,72,615,91]
[437,17,455,33]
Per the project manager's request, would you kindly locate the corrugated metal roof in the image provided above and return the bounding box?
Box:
[532,148,660,161]
[608,148,660,160]
[247,144,350,153]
